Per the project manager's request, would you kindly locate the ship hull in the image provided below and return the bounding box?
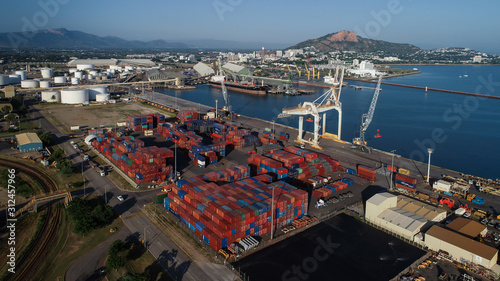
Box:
[209,81,267,95]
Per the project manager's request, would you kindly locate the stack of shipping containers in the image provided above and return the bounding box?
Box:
[127,114,165,132]
[394,174,418,193]
[163,167,308,252]
[357,164,377,182]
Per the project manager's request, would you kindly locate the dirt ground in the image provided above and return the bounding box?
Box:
[35,102,163,129]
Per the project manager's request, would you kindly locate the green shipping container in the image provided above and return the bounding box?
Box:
[155,192,169,204]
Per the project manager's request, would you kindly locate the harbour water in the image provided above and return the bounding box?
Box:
[156,65,500,180]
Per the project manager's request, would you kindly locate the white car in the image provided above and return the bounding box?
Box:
[117,195,124,201]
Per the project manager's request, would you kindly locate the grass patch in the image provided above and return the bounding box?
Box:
[107,242,173,281]
[32,206,123,281]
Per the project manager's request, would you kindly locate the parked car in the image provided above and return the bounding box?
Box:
[117,195,124,201]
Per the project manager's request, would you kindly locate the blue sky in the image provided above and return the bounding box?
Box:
[1,0,499,53]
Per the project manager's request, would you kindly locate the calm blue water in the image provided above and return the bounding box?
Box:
[157,65,500,180]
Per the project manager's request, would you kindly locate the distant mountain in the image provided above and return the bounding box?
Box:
[181,39,287,50]
[0,28,187,49]
[288,30,421,54]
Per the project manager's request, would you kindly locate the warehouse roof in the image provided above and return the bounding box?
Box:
[426,225,497,260]
[378,208,428,233]
[193,62,215,76]
[397,197,446,221]
[367,192,397,206]
[446,217,486,238]
[68,59,155,67]
[16,133,42,146]
[222,63,251,76]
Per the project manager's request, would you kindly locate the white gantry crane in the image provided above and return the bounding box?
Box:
[353,75,383,152]
[278,65,345,149]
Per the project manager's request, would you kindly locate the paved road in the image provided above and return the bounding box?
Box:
[28,100,238,281]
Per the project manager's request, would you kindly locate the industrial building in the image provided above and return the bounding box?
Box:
[146,69,188,81]
[425,225,498,269]
[365,192,446,242]
[446,217,488,238]
[193,62,215,77]
[16,133,43,152]
[67,58,155,67]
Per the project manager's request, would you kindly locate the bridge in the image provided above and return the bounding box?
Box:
[15,190,73,216]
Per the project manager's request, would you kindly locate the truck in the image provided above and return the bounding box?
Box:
[472,197,485,205]
[473,209,487,219]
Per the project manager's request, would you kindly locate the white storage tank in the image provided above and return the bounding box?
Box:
[95,93,110,103]
[89,70,98,76]
[54,76,67,84]
[69,68,78,74]
[71,77,80,85]
[77,64,94,71]
[9,74,21,84]
[125,66,135,72]
[61,87,89,104]
[39,80,51,88]
[21,79,39,88]
[41,90,60,103]
[87,74,94,80]
[0,75,9,86]
[15,70,27,80]
[74,72,83,79]
[40,68,54,78]
[88,86,108,101]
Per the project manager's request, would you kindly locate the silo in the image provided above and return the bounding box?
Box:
[87,74,94,80]
[71,77,80,85]
[0,75,9,86]
[54,76,67,84]
[88,86,108,101]
[15,70,27,80]
[95,93,110,103]
[21,79,40,88]
[74,72,83,79]
[41,68,54,78]
[9,74,21,84]
[39,81,51,88]
[60,87,89,104]
[41,90,60,103]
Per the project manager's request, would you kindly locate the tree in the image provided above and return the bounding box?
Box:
[1,105,11,114]
[37,131,53,146]
[49,147,65,161]
[5,113,18,124]
[106,253,125,270]
[91,204,115,225]
[109,240,126,255]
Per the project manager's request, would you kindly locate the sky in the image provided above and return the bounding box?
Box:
[1,0,499,53]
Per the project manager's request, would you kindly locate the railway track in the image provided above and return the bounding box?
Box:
[1,158,60,281]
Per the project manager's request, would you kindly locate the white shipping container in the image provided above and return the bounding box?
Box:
[116,122,127,127]
[70,126,80,130]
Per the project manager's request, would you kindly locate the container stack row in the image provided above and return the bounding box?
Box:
[357,164,377,182]
[394,174,418,193]
[127,114,165,132]
[248,154,288,179]
[163,173,308,251]
[91,132,173,184]
[177,109,199,123]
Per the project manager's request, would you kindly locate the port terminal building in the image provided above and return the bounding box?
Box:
[365,193,446,243]
[16,133,43,152]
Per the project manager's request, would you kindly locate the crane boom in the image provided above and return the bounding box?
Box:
[360,75,382,132]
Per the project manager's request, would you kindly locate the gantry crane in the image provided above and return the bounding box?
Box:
[294,63,301,77]
[352,75,383,152]
[304,63,311,80]
[216,57,232,118]
[278,65,345,149]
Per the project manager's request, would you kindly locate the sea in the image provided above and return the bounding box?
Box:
[156,65,500,180]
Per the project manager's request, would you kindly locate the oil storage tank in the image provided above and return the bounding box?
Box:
[71,77,80,85]
[95,93,110,103]
[0,75,9,86]
[41,68,54,78]
[88,86,108,101]
[54,76,67,84]
[15,70,27,80]
[74,72,83,79]
[61,87,89,104]
[39,80,51,88]
[21,79,39,88]
[41,90,60,103]
[77,64,94,71]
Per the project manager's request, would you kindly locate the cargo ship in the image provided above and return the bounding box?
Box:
[209,75,268,95]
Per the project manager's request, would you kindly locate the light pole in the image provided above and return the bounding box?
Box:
[427,148,434,183]
[144,225,152,249]
[390,150,396,190]
[215,99,218,119]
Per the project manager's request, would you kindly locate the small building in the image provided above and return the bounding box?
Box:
[425,225,498,269]
[446,217,488,238]
[16,133,43,152]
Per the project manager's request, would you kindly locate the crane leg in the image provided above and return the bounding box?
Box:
[322,113,326,136]
[312,115,322,150]
[337,108,342,140]
[297,116,304,143]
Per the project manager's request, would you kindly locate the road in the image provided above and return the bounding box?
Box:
[27,100,238,281]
